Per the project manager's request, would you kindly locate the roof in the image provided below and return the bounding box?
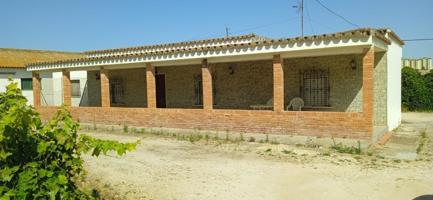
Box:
[84,33,269,58]
[27,28,404,70]
[0,48,84,69]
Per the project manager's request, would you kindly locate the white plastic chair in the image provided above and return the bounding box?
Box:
[286,97,304,111]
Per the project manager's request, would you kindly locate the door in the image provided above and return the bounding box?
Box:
[155,74,166,108]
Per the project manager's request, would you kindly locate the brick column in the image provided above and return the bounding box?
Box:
[32,72,41,107]
[202,59,213,110]
[100,69,110,107]
[146,63,156,108]
[62,70,71,107]
[273,54,284,112]
[362,47,374,126]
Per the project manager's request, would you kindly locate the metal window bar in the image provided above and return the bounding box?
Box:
[300,69,330,107]
[194,75,203,105]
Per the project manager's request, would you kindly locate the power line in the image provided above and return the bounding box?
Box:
[403,38,433,41]
[313,0,359,28]
[304,1,315,35]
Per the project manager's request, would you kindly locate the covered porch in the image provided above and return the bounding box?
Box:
[29,29,394,141]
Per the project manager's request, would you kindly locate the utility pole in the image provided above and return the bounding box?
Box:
[293,0,304,37]
[225,27,230,38]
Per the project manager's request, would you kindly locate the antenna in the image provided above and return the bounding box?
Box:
[225,27,230,38]
[292,0,304,37]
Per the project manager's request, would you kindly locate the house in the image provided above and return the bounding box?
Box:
[0,48,84,105]
[26,28,404,143]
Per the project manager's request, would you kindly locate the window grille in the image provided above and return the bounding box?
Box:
[110,79,124,104]
[194,75,203,105]
[193,72,217,106]
[300,69,330,107]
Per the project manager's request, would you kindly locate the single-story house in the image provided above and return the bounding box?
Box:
[26,28,404,142]
[0,48,84,105]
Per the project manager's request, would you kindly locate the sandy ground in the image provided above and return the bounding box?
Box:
[79,113,433,200]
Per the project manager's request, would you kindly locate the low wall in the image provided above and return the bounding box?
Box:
[37,107,372,140]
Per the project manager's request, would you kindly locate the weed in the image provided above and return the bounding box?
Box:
[416,130,428,154]
[248,137,256,142]
[239,133,244,142]
[110,126,114,132]
[140,128,145,134]
[225,133,229,141]
[270,140,280,145]
[320,152,331,156]
[204,134,210,142]
[123,124,129,133]
[214,134,219,141]
[131,127,137,133]
[93,123,97,131]
[265,148,272,153]
[282,149,293,154]
[265,134,269,143]
[331,139,362,155]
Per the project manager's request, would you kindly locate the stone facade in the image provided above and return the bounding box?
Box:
[374,52,387,126]
[284,54,363,112]
[156,65,201,108]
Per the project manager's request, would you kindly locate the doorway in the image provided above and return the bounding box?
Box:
[155,74,166,108]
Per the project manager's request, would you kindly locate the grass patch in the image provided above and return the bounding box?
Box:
[416,130,428,154]
[331,139,362,155]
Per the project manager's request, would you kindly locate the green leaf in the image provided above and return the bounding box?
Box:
[57,175,68,185]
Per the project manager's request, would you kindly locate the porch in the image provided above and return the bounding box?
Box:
[32,49,377,140]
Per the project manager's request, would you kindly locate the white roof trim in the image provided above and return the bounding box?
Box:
[28,36,381,72]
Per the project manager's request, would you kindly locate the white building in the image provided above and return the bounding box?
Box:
[0,48,85,105]
[402,57,432,70]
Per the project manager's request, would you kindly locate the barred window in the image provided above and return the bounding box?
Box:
[110,79,124,104]
[300,69,330,107]
[193,73,217,106]
[194,75,203,105]
[71,80,81,97]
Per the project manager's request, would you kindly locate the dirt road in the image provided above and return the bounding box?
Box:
[79,113,433,200]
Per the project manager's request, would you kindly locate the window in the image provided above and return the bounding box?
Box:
[71,80,81,97]
[300,69,330,107]
[193,73,217,106]
[110,79,124,104]
[194,75,203,105]
[21,78,32,90]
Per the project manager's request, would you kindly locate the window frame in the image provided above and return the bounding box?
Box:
[21,78,33,91]
[300,68,330,107]
[71,79,81,97]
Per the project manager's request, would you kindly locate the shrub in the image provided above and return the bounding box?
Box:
[0,81,138,199]
[401,67,432,110]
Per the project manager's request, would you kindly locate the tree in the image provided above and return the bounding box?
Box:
[401,67,431,111]
[0,80,138,199]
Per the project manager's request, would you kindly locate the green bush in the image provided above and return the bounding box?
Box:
[0,81,138,199]
[401,67,433,111]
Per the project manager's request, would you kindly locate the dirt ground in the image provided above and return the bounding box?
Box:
[79,113,433,200]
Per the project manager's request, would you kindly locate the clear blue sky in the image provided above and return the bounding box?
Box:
[1,0,432,58]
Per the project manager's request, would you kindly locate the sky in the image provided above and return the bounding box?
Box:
[1,0,432,58]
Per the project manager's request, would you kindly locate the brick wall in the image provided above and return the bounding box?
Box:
[37,106,372,139]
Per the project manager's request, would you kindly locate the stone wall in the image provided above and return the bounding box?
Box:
[157,65,201,108]
[284,54,363,112]
[373,52,388,126]
[86,69,147,107]
[212,60,273,109]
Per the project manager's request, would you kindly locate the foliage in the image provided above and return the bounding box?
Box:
[331,139,362,155]
[0,80,138,199]
[401,67,433,111]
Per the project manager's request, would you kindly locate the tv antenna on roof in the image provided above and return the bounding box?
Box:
[292,0,304,37]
